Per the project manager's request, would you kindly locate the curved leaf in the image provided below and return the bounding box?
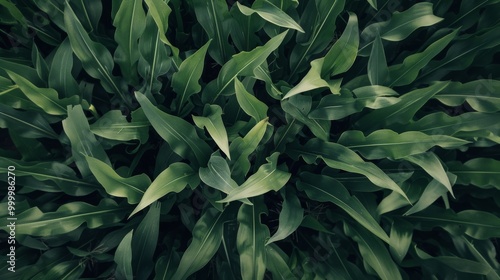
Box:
[448,158,500,190]
[130,162,198,217]
[236,1,304,33]
[115,230,134,280]
[235,78,268,122]
[266,188,303,245]
[48,38,79,98]
[193,105,231,159]
[368,34,388,85]
[133,202,161,280]
[90,109,150,143]
[0,103,58,139]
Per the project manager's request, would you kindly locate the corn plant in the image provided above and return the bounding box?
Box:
[1,0,500,279]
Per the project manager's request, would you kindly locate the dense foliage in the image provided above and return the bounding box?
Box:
[1,0,500,279]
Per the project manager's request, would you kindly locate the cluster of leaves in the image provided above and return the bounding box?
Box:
[1,0,500,279]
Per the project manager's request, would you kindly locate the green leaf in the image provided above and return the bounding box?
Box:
[237,198,269,280]
[288,138,409,201]
[113,0,146,85]
[298,172,390,244]
[0,157,98,196]
[64,2,130,105]
[404,178,451,216]
[191,0,232,64]
[387,29,458,87]
[202,31,287,102]
[309,86,399,120]
[405,152,454,196]
[172,207,233,280]
[448,158,500,190]
[135,91,212,166]
[0,57,44,87]
[48,38,80,98]
[7,70,80,115]
[62,105,111,177]
[115,230,134,280]
[344,223,402,280]
[154,250,180,280]
[193,105,231,159]
[234,78,268,122]
[132,202,161,280]
[32,44,49,83]
[218,153,291,204]
[172,40,211,114]
[0,103,58,139]
[389,219,413,263]
[40,260,85,280]
[199,153,251,205]
[290,0,345,77]
[265,244,298,280]
[144,0,179,56]
[434,80,500,113]
[283,58,342,99]
[89,109,150,144]
[338,129,469,160]
[86,156,150,204]
[356,82,450,129]
[407,206,500,239]
[266,188,304,245]
[236,1,304,33]
[130,163,198,217]
[368,34,388,85]
[282,95,331,141]
[321,12,359,77]
[10,198,127,236]
[229,118,269,181]
[366,0,377,10]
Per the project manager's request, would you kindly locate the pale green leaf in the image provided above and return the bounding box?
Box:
[193,105,231,159]
[405,152,454,195]
[90,109,149,144]
[389,219,413,263]
[434,80,500,113]
[236,1,304,32]
[218,153,291,203]
[130,162,198,217]
[145,0,179,56]
[368,34,388,85]
[266,188,303,245]
[338,129,469,160]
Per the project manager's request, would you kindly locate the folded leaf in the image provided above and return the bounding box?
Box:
[405,152,453,195]
[236,1,304,33]
[234,78,268,122]
[135,91,212,165]
[193,105,231,159]
[144,0,179,56]
[368,34,388,85]
[86,156,150,204]
[266,188,304,245]
[218,153,291,203]
[48,38,79,98]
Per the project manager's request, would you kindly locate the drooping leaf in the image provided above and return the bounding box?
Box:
[144,0,179,56]
[202,31,287,102]
[11,198,128,236]
[282,95,331,141]
[135,91,212,165]
[405,152,454,195]
[338,129,469,160]
[7,70,80,115]
[236,1,304,33]
[237,197,269,280]
[172,206,233,280]
[191,0,233,64]
[288,138,409,201]
[62,105,111,178]
[172,40,210,114]
[234,78,268,122]
[64,2,130,105]
[130,162,198,217]
[193,105,231,159]
[344,223,402,280]
[265,244,298,280]
[115,230,134,280]
[298,172,390,244]
[132,202,161,280]
[89,109,150,144]
[356,81,450,129]
[113,0,146,85]
[266,187,303,245]
[218,153,291,203]
[86,156,150,204]
[321,12,359,77]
